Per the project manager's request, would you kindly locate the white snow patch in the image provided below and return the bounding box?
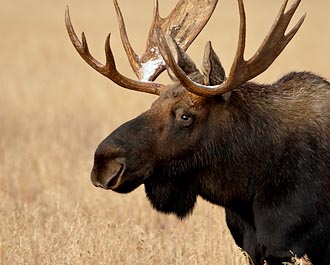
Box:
[140,49,165,81]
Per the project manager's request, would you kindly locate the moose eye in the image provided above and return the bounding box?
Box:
[177,113,194,128]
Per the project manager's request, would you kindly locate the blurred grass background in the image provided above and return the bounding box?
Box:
[0,0,329,264]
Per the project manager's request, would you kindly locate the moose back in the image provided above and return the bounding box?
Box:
[65,0,330,264]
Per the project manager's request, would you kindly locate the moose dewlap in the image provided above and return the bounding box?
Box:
[65,0,330,264]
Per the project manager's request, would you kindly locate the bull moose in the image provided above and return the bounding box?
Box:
[65,0,330,264]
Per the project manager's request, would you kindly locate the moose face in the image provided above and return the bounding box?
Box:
[91,79,214,194]
[91,77,225,218]
[88,27,230,194]
[88,41,230,218]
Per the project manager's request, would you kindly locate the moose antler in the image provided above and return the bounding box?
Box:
[157,0,306,97]
[65,0,218,95]
[114,0,218,81]
[65,7,164,95]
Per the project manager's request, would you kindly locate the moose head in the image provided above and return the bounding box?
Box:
[65,0,305,217]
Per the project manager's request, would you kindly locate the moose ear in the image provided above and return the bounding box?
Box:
[202,41,226,86]
[165,35,201,81]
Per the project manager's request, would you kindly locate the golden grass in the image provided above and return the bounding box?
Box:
[1,0,329,264]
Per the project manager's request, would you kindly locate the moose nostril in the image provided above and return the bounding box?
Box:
[106,162,125,189]
[90,158,126,190]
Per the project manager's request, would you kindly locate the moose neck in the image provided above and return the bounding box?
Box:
[197,82,283,208]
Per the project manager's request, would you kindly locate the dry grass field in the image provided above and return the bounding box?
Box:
[0,0,329,264]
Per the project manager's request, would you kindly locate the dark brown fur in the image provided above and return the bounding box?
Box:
[91,44,330,265]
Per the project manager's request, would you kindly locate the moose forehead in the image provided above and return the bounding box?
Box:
[157,71,207,107]
[155,83,203,109]
[161,84,188,99]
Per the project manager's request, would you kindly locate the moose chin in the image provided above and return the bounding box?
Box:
[66,0,330,264]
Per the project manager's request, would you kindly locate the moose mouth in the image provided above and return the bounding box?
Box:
[110,172,146,194]
[109,164,149,194]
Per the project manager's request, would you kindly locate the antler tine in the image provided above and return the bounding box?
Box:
[113,0,164,81]
[113,0,141,76]
[245,0,306,77]
[225,0,247,89]
[65,6,164,95]
[65,8,103,72]
[158,0,306,97]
